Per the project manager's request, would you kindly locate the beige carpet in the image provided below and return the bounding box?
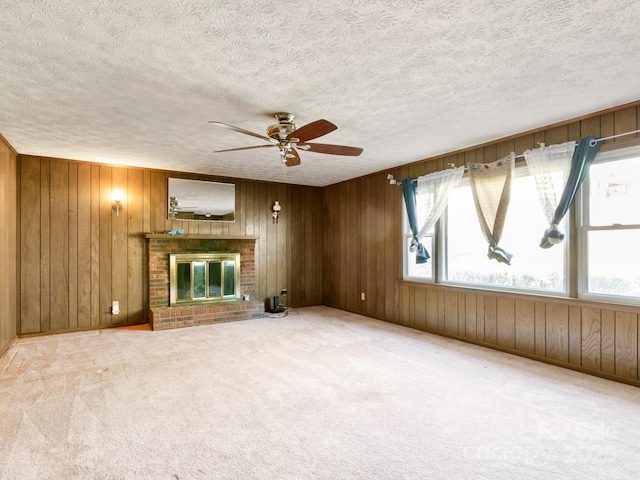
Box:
[1,306,639,479]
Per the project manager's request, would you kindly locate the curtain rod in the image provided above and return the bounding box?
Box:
[391,128,640,185]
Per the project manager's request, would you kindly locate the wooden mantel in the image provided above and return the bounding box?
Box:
[145,234,259,240]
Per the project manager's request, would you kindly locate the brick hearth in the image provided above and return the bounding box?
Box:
[146,234,264,330]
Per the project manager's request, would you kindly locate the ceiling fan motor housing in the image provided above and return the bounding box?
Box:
[267,112,298,140]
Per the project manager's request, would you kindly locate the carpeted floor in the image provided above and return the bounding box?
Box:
[1,306,639,479]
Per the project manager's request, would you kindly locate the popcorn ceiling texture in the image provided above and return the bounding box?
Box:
[1,0,640,186]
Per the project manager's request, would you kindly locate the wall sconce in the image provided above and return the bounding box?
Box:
[387,174,397,185]
[112,188,124,216]
[272,201,281,224]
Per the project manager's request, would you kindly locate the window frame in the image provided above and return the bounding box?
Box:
[578,143,640,305]
[401,203,436,283]
[403,164,571,297]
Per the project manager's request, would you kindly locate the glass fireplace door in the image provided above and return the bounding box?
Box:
[170,253,241,306]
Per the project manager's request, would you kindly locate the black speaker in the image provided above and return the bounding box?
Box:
[270,296,284,313]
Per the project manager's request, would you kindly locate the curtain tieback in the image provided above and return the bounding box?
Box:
[487,244,513,265]
[540,223,565,249]
[410,237,430,263]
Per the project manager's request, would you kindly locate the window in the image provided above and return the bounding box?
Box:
[402,189,435,282]
[403,144,640,305]
[443,169,567,294]
[580,145,640,302]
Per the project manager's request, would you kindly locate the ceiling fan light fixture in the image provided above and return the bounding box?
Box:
[209,112,363,167]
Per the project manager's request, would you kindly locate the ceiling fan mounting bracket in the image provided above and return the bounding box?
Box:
[267,112,298,140]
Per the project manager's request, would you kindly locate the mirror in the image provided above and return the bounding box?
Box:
[168,178,235,222]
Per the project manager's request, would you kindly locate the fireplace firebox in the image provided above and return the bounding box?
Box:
[169,253,241,306]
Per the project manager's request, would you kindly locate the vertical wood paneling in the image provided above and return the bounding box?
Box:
[111,168,128,325]
[425,287,438,331]
[99,166,113,326]
[49,159,69,331]
[309,188,323,306]
[20,157,41,334]
[581,308,601,371]
[375,175,386,319]
[615,312,637,379]
[150,171,166,233]
[127,169,144,323]
[601,309,616,374]
[77,163,92,327]
[358,177,368,314]
[68,163,78,329]
[465,293,477,339]
[278,182,289,298]
[544,125,568,145]
[476,295,485,341]
[484,295,497,344]
[568,306,582,366]
[581,116,601,138]
[40,159,51,332]
[399,284,410,326]
[259,183,270,301]
[600,112,615,139]
[18,156,323,334]
[289,186,303,306]
[413,287,426,330]
[515,299,535,354]
[0,138,18,353]
[444,290,458,334]
[614,107,637,141]
[347,181,358,312]
[90,165,100,326]
[334,183,345,308]
[437,289,445,331]
[384,173,396,323]
[545,303,569,362]
[534,301,546,357]
[496,297,515,349]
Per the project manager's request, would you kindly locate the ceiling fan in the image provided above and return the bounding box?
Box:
[209,112,363,166]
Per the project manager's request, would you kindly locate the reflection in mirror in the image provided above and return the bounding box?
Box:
[168,178,235,222]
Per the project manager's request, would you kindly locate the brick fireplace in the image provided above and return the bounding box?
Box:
[146,234,264,330]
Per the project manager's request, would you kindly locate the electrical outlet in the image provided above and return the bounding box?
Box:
[112,301,120,315]
[361,292,365,301]
[281,289,288,296]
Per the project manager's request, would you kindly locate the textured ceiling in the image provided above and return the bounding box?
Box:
[1,1,640,187]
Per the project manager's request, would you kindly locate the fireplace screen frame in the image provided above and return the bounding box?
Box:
[169,253,241,306]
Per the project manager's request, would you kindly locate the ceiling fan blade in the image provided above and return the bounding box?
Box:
[287,119,337,143]
[209,121,277,143]
[213,145,277,153]
[300,142,363,156]
[285,148,301,167]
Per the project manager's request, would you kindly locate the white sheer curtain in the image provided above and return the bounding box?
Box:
[415,166,465,239]
[523,141,576,245]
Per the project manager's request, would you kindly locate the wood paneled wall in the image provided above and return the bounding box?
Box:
[0,137,18,354]
[18,156,323,335]
[323,101,640,386]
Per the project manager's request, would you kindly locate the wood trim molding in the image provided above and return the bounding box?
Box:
[145,234,259,240]
[0,132,18,156]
